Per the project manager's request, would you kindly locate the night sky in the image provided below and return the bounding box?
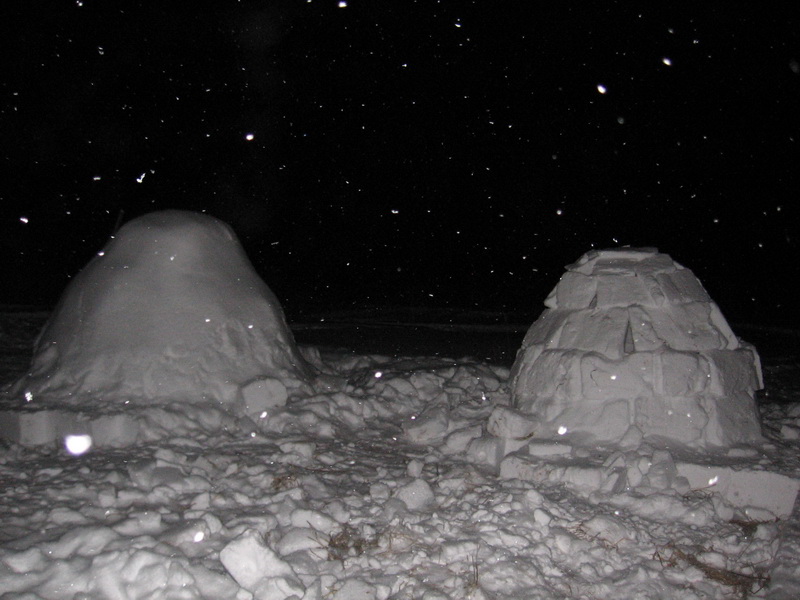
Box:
[2,2,798,326]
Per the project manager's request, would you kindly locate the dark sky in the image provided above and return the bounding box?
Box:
[1,1,798,326]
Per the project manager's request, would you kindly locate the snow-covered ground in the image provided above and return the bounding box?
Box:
[1,309,799,599]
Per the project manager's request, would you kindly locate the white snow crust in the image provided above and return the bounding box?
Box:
[510,248,764,449]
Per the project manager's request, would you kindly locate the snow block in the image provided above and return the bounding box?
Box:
[275,528,320,556]
[705,347,763,396]
[331,579,379,600]
[486,405,537,439]
[219,529,303,595]
[466,435,529,469]
[545,271,596,309]
[253,576,306,600]
[442,425,482,454]
[645,302,730,351]
[656,268,711,304]
[676,463,800,519]
[404,405,449,444]
[0,409,139,448]
[511,248,763,449]
[526,441,573,457]
[1,210,313,444]
[518,309,567,348]
[499,454,608,492]
[595,273,657,308]
[558,307,630,358]
[466,437,504,469]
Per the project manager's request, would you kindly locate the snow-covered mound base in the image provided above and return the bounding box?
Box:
[1,346,799,600]
[511,248,764,449]
[0,346,332,448]
[3,211,313,428]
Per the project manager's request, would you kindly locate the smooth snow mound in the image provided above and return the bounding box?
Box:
[510,247,763,449]
[7,210,312,408]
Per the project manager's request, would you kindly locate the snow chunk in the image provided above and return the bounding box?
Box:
[290,508,338,534]
[275,527,322,556]
[219,529,304,596]
[242,377,289,418]
[487,405,537,439]
[579,514,636,547]
[331,578,379,600]
[393,478,435,511]
[404,405,449,444]
[465,437,504,468]
[436,539,480,564]
[500,454,616,493]
[442,425,482,454]
[526,441,572,457]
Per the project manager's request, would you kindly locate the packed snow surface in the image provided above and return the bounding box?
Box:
[511,248,763,449]
[1,311,800,599]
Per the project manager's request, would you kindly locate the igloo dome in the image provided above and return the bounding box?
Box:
[8,210,312,410]
[510,248,763,448]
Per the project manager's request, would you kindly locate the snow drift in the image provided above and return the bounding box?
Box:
[6,210,312,413]
[510,248,763,448]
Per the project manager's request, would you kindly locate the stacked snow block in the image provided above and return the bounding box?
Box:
[510,248,763,448]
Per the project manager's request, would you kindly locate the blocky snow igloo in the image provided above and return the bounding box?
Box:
[7,210,312,413]
[510,248,763,448]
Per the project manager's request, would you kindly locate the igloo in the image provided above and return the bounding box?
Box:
[6,210,312,413]
[510,248,763,448]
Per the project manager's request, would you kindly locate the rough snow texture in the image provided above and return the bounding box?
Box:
[2,344,798,600]
[6,210,312,411]
[510,248,764,448]
[2,310,800,599]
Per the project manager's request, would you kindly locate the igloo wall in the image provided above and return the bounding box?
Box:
[7,210,312,411]
[510,248,763,448]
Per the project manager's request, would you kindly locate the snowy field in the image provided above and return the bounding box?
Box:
[1,309,800,600]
